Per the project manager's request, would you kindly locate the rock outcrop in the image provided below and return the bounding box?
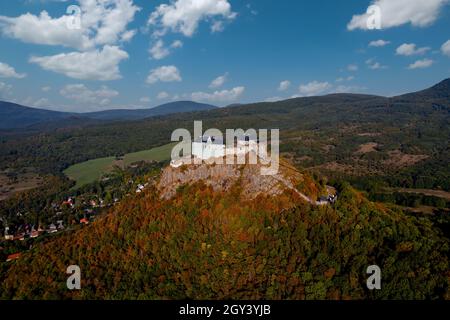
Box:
[157,158,318,202]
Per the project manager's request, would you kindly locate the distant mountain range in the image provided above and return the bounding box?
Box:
[393,78,450,103]
[0,101,217,129]
[1,78,449,130]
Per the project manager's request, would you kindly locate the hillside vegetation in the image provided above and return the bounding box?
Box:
[0,172,448,299]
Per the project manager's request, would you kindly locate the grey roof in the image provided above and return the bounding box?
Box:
[194,136,224,145]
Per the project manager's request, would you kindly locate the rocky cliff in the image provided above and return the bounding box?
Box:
[157,158,319,202]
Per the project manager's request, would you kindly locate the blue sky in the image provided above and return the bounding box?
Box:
[0,0,449,112]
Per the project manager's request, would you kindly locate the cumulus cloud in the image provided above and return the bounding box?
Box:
[336,76,354,82]
[299,81,331,96]
[0,62,26,78]
[0,1,138,81]
[149,39,183,59]
[0,81,12,97]
[149,40,170,60]
[396,43,430,56]
[369,39,390,47]
[29,45,128,80]
[209,73,228,89]
[366,58,387,70]
[278,80,291,92]
[41,86,52,92]
[265,96,284,102]
[211,20,225,33]
[146,65,182,84]
[0,0,140,50]
[139,96,151,103]
[347,0,449,30]
[60,84,119,107]
[120,29,137,42]
[157,91,169,99]
[31,98,50,108]
[332,85,366,94]
[148,0,236,37]
[347,64,358,72]
[441,40,450,57]
[191,86,245,103]
[408,59,434,69]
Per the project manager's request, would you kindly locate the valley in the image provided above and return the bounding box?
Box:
[64,143,175,188]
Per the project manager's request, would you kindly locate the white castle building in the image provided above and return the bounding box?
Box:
[170,135,264,168]
[192,135,261,160]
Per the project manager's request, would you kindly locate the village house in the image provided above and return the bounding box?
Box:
[136,184,145,193]
[56,220,64,230]
[6,253,21,262]
[316,193,338,206]
[47,223,58,233]
[30,230,40,238]
[4,227,13,240]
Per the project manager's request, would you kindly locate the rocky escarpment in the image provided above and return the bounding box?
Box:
[157,159,319,202]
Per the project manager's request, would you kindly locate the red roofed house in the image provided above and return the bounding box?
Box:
[6,253,21,262]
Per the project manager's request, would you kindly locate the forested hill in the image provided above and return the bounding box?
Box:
[0,100,217,129]
[394,78,450,103]
[0,169,448,299]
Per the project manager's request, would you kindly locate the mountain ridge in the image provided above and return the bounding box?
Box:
[0,100,218,129]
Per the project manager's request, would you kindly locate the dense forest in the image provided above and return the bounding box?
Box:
[0,179,448,299]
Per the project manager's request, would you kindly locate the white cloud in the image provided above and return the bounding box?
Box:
[298,81,331,97]
[171,40,183,48]
[408,59,434,69]
[0,0,140,50]
[265,96,284,102]
[60,84,119,107]
[278,80,291,92]
[149,40,170,60]
[157,91,169,99]
[396,43,430,56]
[192,86,245,103]
[0,82,12,96]
[347,0,449,30]
[146,65,182,84]
[441,40,450,57]
[139,96,151,103]
[0,62,26,79]
[32,98,50,108]
[41,86,52,92]
[332,85,366,94]
[336,76,354,82]
[30,45,128,80]
[209,73,228,89]
[120,29,137,42]
[148,0,236,37]
[211,20,224,33]
[149,39,183,59]
[369,39,390,47]
[366,58,387,70]
[347,64,358,72]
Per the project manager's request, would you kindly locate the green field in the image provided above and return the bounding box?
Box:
[64,143,175,188]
